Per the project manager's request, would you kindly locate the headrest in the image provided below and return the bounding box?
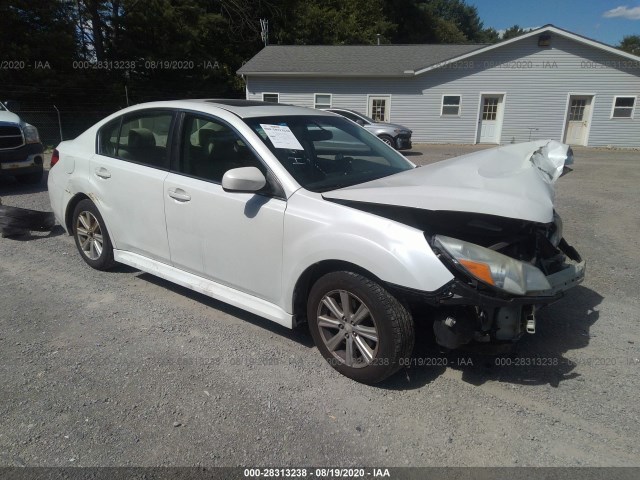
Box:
[128,128,156,148]
[198,128,220,146]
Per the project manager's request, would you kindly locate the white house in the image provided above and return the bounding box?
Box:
[238,25,640,147]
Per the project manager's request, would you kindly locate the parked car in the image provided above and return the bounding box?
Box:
[325,108,412,150]
[48,99,584,384]
[0,101,44,184]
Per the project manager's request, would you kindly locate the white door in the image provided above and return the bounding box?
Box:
[163,113,286,304]
[478,95,504,143]
[564,96,592,146]
[368,96,390,122]
[91,109,173,261]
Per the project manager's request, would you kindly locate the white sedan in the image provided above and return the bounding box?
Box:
[48,100,585,384]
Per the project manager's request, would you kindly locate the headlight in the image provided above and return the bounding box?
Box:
[393,129,410,134]
[23,124,40,144]
[433,235,551,295]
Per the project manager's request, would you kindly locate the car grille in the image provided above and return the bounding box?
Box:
[0,124,24,150]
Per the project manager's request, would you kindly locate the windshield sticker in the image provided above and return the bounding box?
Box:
[259,124,304,150]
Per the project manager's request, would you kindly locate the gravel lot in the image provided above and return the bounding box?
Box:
[0,144,639,467]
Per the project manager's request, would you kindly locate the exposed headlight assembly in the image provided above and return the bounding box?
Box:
[433,235,551,295]
[23,124,40,144]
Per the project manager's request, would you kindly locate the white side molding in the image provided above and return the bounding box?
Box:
[113,250,294,328]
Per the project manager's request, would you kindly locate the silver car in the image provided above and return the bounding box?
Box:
[325,108,412,150]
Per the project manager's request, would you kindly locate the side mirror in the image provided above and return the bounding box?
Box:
[4,100,20,111]
[222,167,266,193]
[356,119,365,126]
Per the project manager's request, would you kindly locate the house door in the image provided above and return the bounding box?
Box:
[564,96,592,146]
[368,96,390,122]
[477,95,504,144]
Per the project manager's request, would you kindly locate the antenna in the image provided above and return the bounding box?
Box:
[260,19,269,47]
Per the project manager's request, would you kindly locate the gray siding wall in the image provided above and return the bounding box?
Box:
[245,33,640,146]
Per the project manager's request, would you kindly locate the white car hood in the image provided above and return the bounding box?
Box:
[0,110,21,124]
[323,140,573,224]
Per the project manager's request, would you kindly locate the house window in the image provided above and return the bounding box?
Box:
[314,94,332,109]
[611,96,635,118]
[262,93,279,103]
[441,95,461,116]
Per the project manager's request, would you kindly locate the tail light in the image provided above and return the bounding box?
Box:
[50,149,60,167]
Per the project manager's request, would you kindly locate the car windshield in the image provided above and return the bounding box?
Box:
[244,115,414,192]
[0,103,6,111]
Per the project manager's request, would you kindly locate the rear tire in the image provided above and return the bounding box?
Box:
[72,199,115,270]
[307,271,414,384]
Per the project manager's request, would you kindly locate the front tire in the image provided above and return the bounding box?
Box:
[379,135,396,149]
[72,199,115,270]
[307,271,414,384]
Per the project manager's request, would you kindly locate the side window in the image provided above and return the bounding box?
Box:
[441,95,461,116]
[98,119,121,157]
[116,111,173,168]
[262,93,279,103]
[179,114,265,183]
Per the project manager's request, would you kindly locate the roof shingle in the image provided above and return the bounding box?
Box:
[237,44,487,76]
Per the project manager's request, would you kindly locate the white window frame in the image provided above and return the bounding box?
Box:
[367,94,392,122]
[441,95,462,117]
[610,95,636,119]
[314,93,332,109]
[262,92,279,103]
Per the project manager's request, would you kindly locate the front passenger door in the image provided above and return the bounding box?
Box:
[163,113,286,304]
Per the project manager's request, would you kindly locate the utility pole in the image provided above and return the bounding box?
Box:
[53,105,63,142]
[260,19,269,47]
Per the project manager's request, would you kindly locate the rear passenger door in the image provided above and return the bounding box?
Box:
[92,109,174,262]
[163,112,286,304]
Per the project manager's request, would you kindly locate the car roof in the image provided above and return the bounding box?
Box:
[125,99,335,119]
[327,108,363,115]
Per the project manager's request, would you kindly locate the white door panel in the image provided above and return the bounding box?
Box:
[564,96,592,146]
[164,173,286,303]
[478,95,503,144]
[90,154,170,260]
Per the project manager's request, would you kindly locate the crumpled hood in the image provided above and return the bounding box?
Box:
[0,110,21,124]
[323,140,573,224]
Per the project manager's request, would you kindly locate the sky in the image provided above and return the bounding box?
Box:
[470,0,640,45]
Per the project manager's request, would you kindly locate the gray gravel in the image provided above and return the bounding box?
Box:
[0,145,639,467]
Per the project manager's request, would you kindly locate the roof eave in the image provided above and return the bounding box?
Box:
[412,25,640,76]
[236,71,413,77]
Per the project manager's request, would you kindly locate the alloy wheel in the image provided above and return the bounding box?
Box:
[75,211,104,260]
[316,289,379,368]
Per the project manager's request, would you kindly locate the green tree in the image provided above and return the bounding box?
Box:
[502,24,527,40]
[271,0,393,45]
[618,35,640,56]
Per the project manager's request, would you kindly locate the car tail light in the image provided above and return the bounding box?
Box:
[50,149,60,167]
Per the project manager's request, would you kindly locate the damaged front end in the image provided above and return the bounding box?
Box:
[426,217,585,349]
[325,140,585,350]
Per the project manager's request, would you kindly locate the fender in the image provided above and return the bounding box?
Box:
[280,190,454,312]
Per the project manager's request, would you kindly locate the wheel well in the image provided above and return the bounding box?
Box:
[292,260,382,325]
[64,193,91,233]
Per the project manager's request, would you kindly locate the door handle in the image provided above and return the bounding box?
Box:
[168,188,191,202]
[95,167,111,179]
